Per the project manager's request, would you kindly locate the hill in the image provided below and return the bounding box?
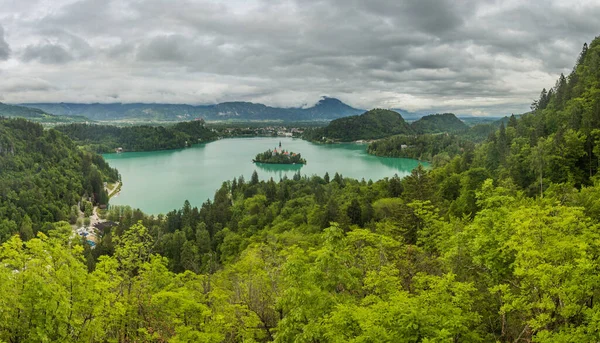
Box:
[0,102,89,123]
[316,108,413,141]
[0,118,119,241]
[410,113,468,133]
[22,97,364,122]
[55,120,218,153]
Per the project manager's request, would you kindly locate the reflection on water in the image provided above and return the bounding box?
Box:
[254,162,303,180]
[372,155,426,173]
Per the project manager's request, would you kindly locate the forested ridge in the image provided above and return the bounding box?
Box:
[410,113,468,134]
[303,108,413,142]
[55,120,218,153]
[2,37,600,342]
[368,133,477,166]
[305,110,486,144]
[0,117,119,241]
[366,117,500,164]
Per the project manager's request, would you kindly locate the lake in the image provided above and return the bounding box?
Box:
[103,137,425,214]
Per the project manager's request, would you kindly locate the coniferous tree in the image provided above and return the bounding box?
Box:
[250,170,259,185]
[508,114,518,129]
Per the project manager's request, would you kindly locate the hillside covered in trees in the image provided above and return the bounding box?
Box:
[3,36,600,343]
[410,112,468,134]
[367,116,502,163]
[368,133,477,166]
[55,120,218,153]
[0,118,119,241]
[304,108,413,142]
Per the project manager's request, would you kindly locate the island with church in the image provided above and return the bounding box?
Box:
[253,141,307,165]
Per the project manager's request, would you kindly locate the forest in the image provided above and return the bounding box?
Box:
[1,36,600,342]
[55,120,218,153]
[367,132,477,166]
[303,108,413,142]
[0,117,119,242]
[366,116,511,163]
[409,113,468,134]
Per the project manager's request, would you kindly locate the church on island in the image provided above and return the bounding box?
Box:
[253,141,306,165]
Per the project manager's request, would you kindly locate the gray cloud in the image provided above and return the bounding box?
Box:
[0,24,10,60]
[20,29,93,64]
[0,0,597,115]
[22,43,73,64]
[0,77,58,93]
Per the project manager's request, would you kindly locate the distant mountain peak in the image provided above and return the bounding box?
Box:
[317,96,341,103]
[313,96,348,107]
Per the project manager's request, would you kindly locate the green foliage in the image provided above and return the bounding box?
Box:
[410,112,469,134]
[254,149,307,164]
[368,133,476,165]
[55,120,217,153]
[0,118,118,241]
[305,108,413,142]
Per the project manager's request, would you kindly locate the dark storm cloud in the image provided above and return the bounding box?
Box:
[0,0,598,114]
[0,24,10,60]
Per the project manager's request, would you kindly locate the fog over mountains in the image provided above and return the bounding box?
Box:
[22,97,364,122]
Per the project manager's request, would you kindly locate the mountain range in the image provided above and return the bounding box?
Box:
[22,97,364,122]
[0,102,89,123]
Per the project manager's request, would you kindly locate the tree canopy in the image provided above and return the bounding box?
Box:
[0,118,118,241]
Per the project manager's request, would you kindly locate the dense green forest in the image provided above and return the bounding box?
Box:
[410,113,468,134]
[303,108,413,142]
[55,120,218,153]
[366,117,505,163]
[368,133,477,166]
[3,37,600,342]
[254,149,307,164]
[0,117,119,241]
[305,111,478,143]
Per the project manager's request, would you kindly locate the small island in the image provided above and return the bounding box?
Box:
[253,142,306,165]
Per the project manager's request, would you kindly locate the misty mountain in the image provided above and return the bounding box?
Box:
[22,97,364,122]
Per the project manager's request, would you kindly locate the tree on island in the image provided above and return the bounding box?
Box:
[253,148,306,164]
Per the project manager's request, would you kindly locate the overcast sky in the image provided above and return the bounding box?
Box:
[0,0,598,115]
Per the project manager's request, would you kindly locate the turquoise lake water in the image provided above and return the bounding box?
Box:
[103,137,425,214]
